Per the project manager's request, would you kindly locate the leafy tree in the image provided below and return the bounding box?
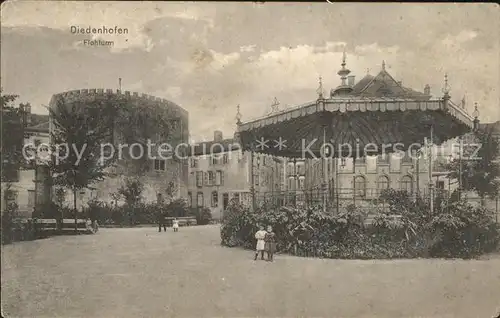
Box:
[165,198,189,218]
[54,187,66,207]
[1,88,31,182]
[49,94,119,231]
[164,180,178,203]
[118,177,144,225]
[110,192,121,206]
[118,178,144,206]
[445,129,500,203]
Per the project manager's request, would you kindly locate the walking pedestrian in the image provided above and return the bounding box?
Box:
[172,218,179,232]
[157,211,166,232]
[265,225,277,262]
[254,225,267,260]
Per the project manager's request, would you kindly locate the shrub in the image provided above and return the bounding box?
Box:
[81,199,195,226]
[196,207,212,225]
[1,201,37,244]
[32,201,61,219]
[428,200,500,258]
[1,201,19,244]
[165,198,189,218]
[187,207,213,226]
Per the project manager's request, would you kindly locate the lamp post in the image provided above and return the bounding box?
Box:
[336,157,346,214]
[249,144,256,212]
[458,135,463,201]
[256,155,260,207]
[293,158,298,207]
[428,126,434,215]
[472,102,480,132]
[448,154,453,198]
[72,169,78,232]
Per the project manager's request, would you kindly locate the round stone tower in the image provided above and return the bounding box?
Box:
[48,89,189,207]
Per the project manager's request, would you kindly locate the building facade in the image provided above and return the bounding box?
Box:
[1,110,51,217]
[187,131,285,220]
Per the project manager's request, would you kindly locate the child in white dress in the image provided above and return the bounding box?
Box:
[254,225,267,260]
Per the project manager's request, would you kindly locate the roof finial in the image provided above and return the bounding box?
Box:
[317,76,324,99]
[337,47,350,86]
[270,97,280,113]
[442,73,450,98]
[235,104,242,124]
[473,102,479,119]
[473,102,480,131]
[382,60,386,71]
[461,94,466,109]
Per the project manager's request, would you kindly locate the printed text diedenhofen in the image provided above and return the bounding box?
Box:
[70,26,129,35]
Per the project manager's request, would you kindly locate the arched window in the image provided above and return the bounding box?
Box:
[197,192,204,207]
[211,191,218,208]
[377,176,390,195]
[354,176,366,197]
[400,175,413,193]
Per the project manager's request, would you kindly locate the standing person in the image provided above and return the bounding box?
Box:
[265,225,277,262]
[254,225,267,260]
[157,211,166,232]
[172,218,179,232]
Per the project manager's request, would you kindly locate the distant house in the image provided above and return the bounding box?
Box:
[187,130,285,220]
[1,111,50,217]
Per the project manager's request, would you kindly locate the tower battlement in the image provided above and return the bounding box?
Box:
[50,89,187,116]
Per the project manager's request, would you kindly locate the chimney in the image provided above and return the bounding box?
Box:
[20,103,32,126]
[347,75,355,86]
[214,130,223,142]
[424,84,430,95]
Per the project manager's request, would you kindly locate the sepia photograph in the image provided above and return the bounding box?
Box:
[1,2,499,317]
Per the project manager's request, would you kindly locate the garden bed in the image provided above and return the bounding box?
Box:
[220,190,500,259]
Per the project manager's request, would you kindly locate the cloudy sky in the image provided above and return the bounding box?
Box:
[1,2,498,141]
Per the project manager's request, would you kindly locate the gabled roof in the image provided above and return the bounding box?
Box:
[357,69,407,97]
[26,121,49,132]
[26,114,50,133]
[401,87,431,101]
[341,70,431,101]
[351,74,374,95]
[190,138,241,156]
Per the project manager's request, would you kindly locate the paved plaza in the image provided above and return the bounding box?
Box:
[2,225,500,317]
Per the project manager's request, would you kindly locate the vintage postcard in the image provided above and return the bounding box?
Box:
[1,2,499,317]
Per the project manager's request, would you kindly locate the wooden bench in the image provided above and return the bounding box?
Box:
[33,218,58,237]
[61,219,96,234]
[164,217,197,227]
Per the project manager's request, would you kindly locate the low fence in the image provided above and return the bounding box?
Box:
[254,188,499,221]
[1,218,97,244]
